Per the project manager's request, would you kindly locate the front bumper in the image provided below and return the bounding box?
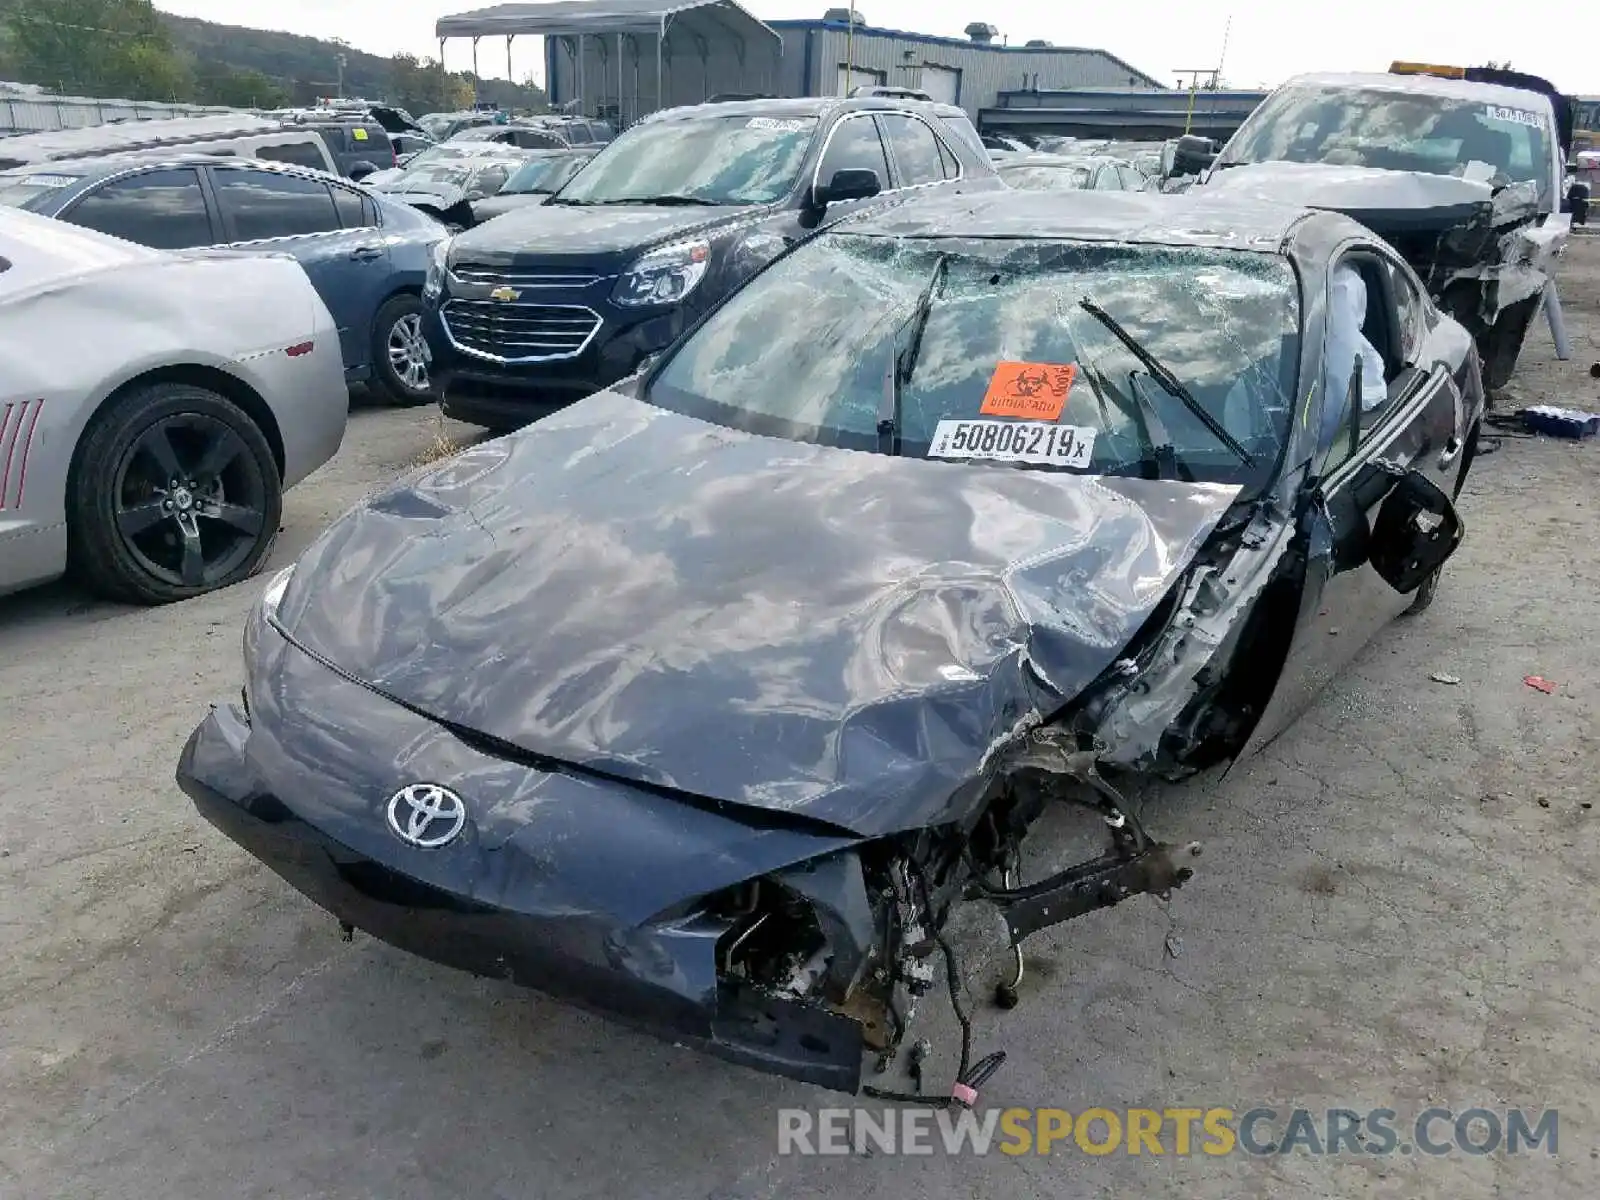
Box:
[422,286,684,431]
[176,687,865,1092]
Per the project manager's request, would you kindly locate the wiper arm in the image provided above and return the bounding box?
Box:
[1076,297,1256,468]
[586,194,722,206]
[878,253,948,456]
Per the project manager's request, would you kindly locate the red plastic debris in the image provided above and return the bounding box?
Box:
[1524,676,1558,694]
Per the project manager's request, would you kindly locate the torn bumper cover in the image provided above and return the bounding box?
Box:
[178,697,873,1091]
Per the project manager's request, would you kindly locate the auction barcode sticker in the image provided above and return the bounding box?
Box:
[927,419,1095,468]
[1485,105,1543,128]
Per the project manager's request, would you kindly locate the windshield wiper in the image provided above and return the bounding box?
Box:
[583,194,723,207]
[878,253,948,456]
[1076,297,1256,468]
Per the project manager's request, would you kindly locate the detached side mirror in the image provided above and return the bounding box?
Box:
[812,167,881,209]
[1566,181,1589,225]
[1368,470,1464,594]
[1169,134,1216,179]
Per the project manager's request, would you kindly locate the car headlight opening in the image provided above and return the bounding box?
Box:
[612,239,711,307]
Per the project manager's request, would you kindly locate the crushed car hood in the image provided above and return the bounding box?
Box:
[273,390,1239,836]
[1204,161,1536,232]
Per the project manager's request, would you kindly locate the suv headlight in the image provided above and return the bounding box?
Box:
[423,237,452,300]
[612,239,710,307]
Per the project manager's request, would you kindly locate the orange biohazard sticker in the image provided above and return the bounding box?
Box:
[979,361,1076,421]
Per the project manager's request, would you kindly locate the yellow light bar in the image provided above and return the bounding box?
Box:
[1390,61,1467,79]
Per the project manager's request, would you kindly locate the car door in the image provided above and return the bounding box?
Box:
[1237,243,1469,761]
[54,166,220,250]
[208,164,391,375]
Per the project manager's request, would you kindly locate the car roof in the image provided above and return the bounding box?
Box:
[835,188,1330,252]
[642,95,965,124]
[0,153,358,189]
[1279,71,1557,111]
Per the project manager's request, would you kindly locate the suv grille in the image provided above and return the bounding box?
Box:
[451,264,605,289]
[441,300,600,361]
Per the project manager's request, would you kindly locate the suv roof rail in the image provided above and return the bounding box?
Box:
[706,92,776,102]
[848,85,933,102]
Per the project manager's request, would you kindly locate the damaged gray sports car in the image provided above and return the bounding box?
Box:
[178,189,1484,1100]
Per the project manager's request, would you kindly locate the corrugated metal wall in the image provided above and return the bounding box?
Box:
[796,28,1160,121]
[0,89,238,135]
[542,23,1160,127]
[546,33,787,127]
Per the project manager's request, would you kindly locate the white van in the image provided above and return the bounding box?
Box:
[0,114,336,175]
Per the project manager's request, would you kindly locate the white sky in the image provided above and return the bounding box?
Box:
[157,0,1597,94]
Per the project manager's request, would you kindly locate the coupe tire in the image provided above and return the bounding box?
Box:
[371,294,434,406]
[1404,566,1440,616]
[69,383,282,606]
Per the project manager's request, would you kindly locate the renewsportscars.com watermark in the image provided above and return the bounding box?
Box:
[777,1106,1560,1158]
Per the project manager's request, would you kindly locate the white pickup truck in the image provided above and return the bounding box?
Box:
[1190,63,1582,389]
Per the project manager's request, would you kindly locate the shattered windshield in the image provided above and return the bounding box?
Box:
[997,163,1092,191]
[550,115,815,206]
[647,236,1300,490]
[1221,85,1553,195]
[503,154,588,194]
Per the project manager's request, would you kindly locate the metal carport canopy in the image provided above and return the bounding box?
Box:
[435,0,781,120]
[435,0,780,42]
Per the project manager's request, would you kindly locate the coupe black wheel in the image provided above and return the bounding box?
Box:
[1404,566,1440,616]
[371,294,433,406]
[69,383,282,605]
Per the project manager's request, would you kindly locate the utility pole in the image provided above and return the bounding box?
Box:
[844,1,855,94]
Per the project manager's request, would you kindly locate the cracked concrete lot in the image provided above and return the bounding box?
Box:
[2,239,1599,1199]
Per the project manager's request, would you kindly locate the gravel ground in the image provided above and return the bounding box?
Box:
[2,241,1599,1199]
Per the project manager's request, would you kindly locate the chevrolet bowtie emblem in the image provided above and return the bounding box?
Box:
[489,285,521,302]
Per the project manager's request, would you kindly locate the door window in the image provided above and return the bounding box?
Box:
[877,113,946,186]
[213,168,340,242]
[256,140,328,171]
[1117,165,1145,190]
[1319,254,1404,471]
[61,168,213,249]
[1381,257,1429,366]
[816,114,892,192]
[331,185,375,229]
[1092,165,1121,190]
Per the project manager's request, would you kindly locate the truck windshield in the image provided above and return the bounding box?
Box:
[646,234,1300,491]
[1221,85,1553,196]
[550,114,815,206]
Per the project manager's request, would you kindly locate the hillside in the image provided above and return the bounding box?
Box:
[0,0,546,113]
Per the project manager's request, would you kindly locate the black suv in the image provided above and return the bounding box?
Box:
[422,95,999,430]
[287,116,396,180]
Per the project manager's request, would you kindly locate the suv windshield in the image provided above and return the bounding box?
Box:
[503,154,588,194]
[1221,84,1553,195]
[647,235,1299,490]
[551,114,816,206]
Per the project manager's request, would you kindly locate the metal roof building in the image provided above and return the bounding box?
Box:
[767,15,1163,122]
[435,2,1161,128]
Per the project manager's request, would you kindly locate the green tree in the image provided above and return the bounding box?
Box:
[193,62,285,108]
[3,0,191,99]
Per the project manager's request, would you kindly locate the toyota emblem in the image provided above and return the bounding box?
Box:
[386,783,467,848]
